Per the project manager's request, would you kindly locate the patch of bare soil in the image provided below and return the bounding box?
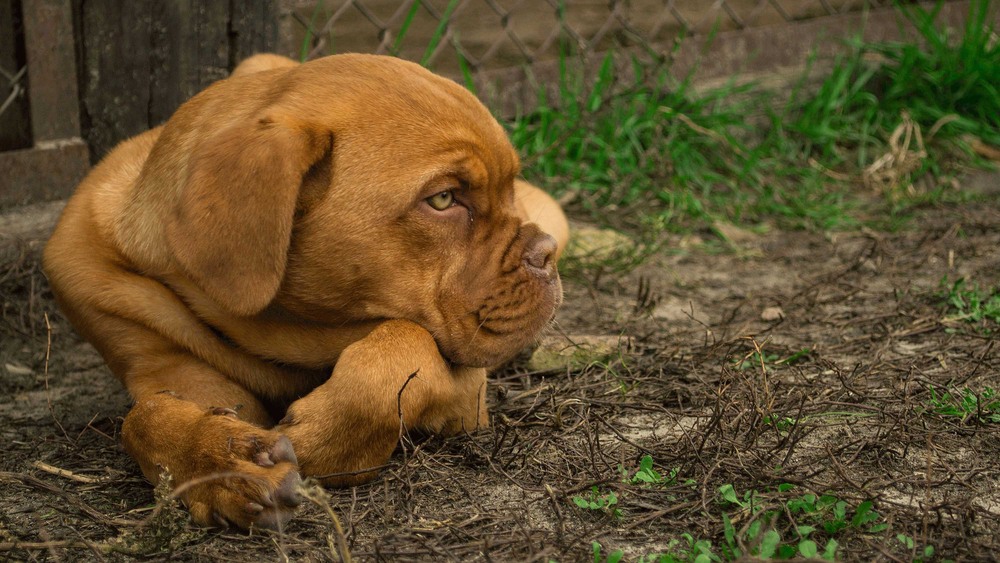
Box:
[1,179,998,561]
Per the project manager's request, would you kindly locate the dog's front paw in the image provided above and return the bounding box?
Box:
[430,365,490,436]
[180,410,303,530]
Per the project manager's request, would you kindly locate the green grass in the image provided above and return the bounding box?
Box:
[733,348,811,372]
[895,534,941,563]
[876,0,1000,148]
[940,276,1000,331]
[508,53,767,227]
[924,385,1000,424]
[573,486,622,519]
[571,455,692,522]
[576,460,899,562]
[507,0,1000,232]
[592,483,890,562]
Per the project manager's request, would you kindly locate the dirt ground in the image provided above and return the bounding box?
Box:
[1,173,999,561]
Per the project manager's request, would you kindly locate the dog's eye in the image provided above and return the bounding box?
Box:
[426,190,455,211]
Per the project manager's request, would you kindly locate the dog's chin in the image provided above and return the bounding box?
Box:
[437,278,561,368]
[439,328,544,368]
[440,335,523,368]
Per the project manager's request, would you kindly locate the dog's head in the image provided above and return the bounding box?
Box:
[123,54,560,368]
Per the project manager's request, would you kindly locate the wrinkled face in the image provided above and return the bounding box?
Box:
[274,59,561,367]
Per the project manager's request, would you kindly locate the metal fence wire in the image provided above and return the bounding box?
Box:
[0,63,26,122]
[0,0,31,152]
[280,0,897,75]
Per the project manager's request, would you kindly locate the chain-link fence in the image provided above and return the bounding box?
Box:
[0,0,31,152]
[280,0,899,76]
[0,64,27,133]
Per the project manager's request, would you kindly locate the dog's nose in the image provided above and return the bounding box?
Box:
[523,233,557,278]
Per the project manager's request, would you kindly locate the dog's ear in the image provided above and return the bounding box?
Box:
[167,114,331,316]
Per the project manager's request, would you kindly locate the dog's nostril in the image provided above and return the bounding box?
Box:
[523,233,557,273]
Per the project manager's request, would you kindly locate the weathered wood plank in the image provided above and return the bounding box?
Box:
[78,0,153,161]
[0,1,31,151]
[149,1,229,126]
[21,0,81,143]
[194,1,232,96]
[230,0,280,64]
[0,141,89,209]
[79,1,279,161]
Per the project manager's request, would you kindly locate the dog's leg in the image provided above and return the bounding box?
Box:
[276,319,487,485]
[45,237,306,529]
[513,179,569,258]
[118,352,303,530]
[230,53,298,77]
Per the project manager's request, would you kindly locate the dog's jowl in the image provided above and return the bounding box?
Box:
[43,53,568,530]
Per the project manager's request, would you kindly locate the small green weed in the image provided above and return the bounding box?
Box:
[630,455,663,485]
[734,348,811,371]
[717,483,762,512]
[573,486,622,519]
[595,536,723,563]
[940,277,1000,331]
[614,519,948,563]
[734,351,781,371]
[593,485,886,563]
[621,454,696,488]
[896,534,944,563]
[925,386,1000,424]
[593,541,624,563]
[785,494,886,535]
[761,415,795,433]
[713,484,886,560]
[575,456,693,521]
[642,536,722,563]
[721,511,838,561]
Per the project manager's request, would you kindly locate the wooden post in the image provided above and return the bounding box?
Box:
[0,1,31,151]
[79,0,278,161]
[0,0,89,208]
[21,0,82,143]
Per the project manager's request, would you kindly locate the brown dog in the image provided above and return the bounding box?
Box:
[43,53,568,530]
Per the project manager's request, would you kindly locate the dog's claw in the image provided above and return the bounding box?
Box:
[271,436,298,465]
[254,451,275,467]
[148,406,302,530]
[274,471,303,507]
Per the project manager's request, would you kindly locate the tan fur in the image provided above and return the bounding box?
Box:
[44,53,568,530]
